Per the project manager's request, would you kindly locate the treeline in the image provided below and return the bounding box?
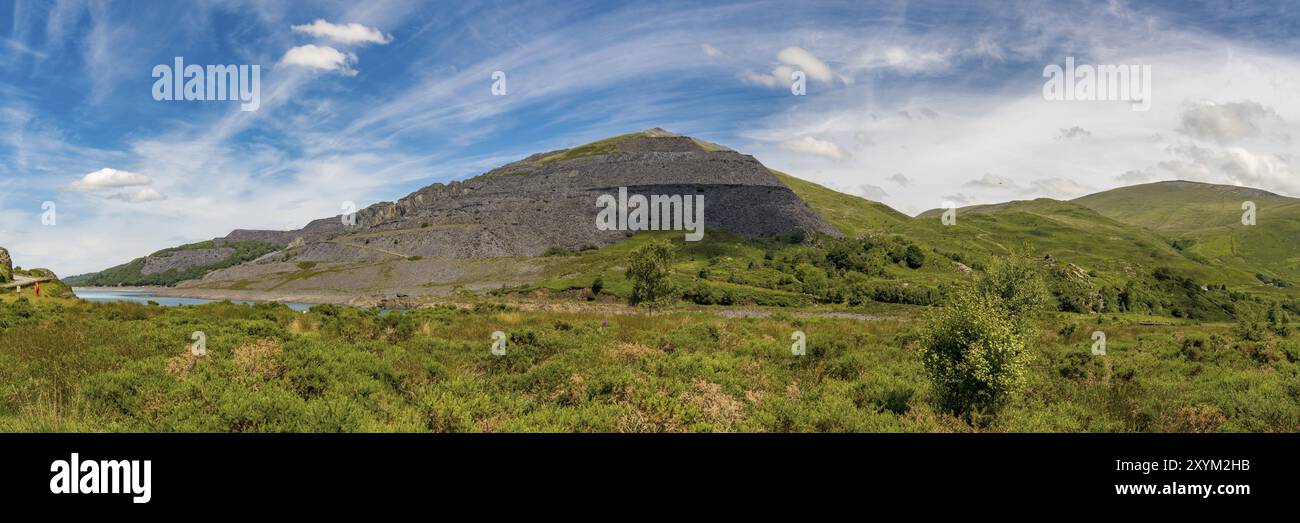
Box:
[624,234,1299,322]
[626,234,942,308]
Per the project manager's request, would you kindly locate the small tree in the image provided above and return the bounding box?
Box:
[920,289,1030,420]
[627,240,675,305]
[590,276,604,296]
[920,254,1048,421]
[1234,302,1267,341]
[1268,302,1291,337]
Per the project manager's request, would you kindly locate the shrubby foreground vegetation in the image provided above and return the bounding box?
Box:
[1,281,1297,432]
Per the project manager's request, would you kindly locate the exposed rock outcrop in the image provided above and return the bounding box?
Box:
[258,130,838,263]
[0,246,11,283]
[141,248,236,275]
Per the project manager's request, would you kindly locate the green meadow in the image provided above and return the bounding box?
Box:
[1,290,1296,432]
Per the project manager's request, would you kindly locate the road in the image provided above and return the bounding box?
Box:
[0,274,53,290]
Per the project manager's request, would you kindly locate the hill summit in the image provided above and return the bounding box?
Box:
[267,128,838,261]
[70,129,839,294]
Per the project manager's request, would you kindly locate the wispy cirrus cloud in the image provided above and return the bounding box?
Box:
[779,136,849,159]
[108,187,165,203]
[739,46,841,89]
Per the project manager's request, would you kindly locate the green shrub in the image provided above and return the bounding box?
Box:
[976,255,1051,325]
[1234,302,1267,341]
[921,289,1031,420]
[904,244,925,269]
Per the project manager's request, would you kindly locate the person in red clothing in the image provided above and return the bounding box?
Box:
[33,280,40,296]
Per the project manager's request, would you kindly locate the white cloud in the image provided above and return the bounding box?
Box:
[70,167,150,191]
[1163,144,1299,193]
[779,136,849,159]
[743,19,1300,213]
[776,47,833,83]
[291,19,392,45]
[280,45,358,76]
[1028,178,1095,199]
[701,43,724,59]
[737,69,782,88]
[1177,100,1278,143]
[739,46,838,89]
[964,173,1020,190]
[108,187,166,203]
[859,46,952,74]
[1116,169,1153,184]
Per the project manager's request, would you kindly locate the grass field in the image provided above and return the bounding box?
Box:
[1,292,1296,432]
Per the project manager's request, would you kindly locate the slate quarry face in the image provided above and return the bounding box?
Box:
[259,133,840,263]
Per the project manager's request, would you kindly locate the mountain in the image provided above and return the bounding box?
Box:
[74,129,839,297]
[1074,181,1300,287]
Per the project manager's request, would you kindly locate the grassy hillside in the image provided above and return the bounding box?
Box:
[764,175,1274,318]
[1075,181,1300,288]
[770,169,910,236]
[909,198,1248,283]
[66,240,278,287]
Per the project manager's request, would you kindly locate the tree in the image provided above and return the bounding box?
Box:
[920,288,1030,421]
[1235,302,1267,341]
[920,254,1047,421]
[590,276,604,296]
[626,240,675,305]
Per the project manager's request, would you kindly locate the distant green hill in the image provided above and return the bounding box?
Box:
[1074,181,1300,289]
[780,180,1261,319]
[769,169,910,236]
[65,240,277,287]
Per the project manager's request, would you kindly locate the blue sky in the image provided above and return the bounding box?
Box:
[1,0,1299,275]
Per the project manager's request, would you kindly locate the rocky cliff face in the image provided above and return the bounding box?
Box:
[0,246,11,283]
[257,129,838,263]
[140,247,236,275]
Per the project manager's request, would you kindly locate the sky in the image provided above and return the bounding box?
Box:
[1,0,1299,275]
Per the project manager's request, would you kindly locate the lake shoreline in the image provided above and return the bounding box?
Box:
[74,288,316,311]
[72,286,170,292]
[154,287,363,306]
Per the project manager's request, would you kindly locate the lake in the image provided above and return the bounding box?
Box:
[75,289,314,312]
